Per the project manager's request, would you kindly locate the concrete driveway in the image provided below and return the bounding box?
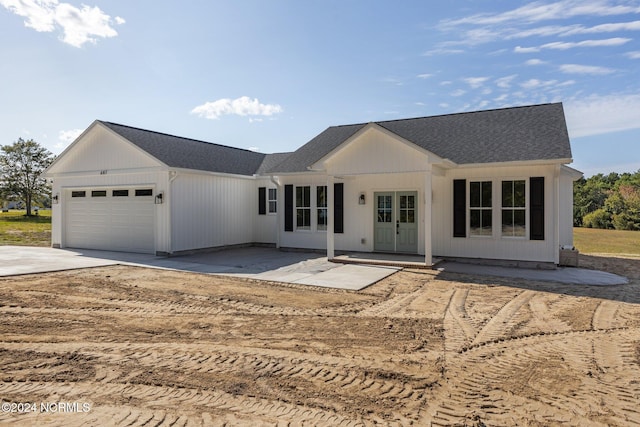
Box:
[0,246,400,290]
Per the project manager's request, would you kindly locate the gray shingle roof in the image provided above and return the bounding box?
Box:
[269,103,572,173]
[255,152,293,175]
[101,121,266,176]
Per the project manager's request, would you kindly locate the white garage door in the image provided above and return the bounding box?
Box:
[65,187,155,254]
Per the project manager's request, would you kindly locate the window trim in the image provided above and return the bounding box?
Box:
[501,179,527,239]
[316,186,327,231]
[295,185,311,231]
[268,188,277,214]
[469,181,492,237]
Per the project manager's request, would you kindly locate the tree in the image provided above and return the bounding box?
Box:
[0,138,54,216]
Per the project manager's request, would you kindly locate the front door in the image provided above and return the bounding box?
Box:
[374,191,418,253]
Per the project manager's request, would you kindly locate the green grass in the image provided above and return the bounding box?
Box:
[0,210,51,246]
[573,227,640,256]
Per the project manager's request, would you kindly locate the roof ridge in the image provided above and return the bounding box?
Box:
[373,102,561,126]
[99,120,266,156]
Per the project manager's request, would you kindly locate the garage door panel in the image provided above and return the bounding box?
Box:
[64,188,155,254]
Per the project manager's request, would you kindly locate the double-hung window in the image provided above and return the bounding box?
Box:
[502,180,526,237]
[295,186,311,229]
[470,181,492,236]
[268,188,277,213]
[317,186,327,230]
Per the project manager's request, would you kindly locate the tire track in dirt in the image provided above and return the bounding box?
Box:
[0,341,431,424]
[0,381,374,426]
[357,288,423,318]
[470,290,534,347]
[427,326,640,426]
[592,299,619,330]
[443,288,476,353]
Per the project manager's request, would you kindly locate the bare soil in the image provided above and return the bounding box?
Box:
[1,254,639,426]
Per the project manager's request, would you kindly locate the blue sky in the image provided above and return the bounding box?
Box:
[1,0,639,177]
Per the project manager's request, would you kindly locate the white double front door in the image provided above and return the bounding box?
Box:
[373,191,418,253]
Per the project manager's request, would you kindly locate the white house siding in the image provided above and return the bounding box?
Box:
[278,172,427,254]
[50,171,171,253]
[51,125,160,173]
[169,172,256,252]
[319,126,430,175]
[253,178,278,245]
[432,164,559,263]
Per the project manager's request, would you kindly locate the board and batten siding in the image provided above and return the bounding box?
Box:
[432,164,558,263]
[278,172,427,254]
[52,125,160,173]
[253,179,278,245]
[170,172,256,252]
[50,171,171,253]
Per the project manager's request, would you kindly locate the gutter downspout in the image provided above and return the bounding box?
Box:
[167,170,178,255]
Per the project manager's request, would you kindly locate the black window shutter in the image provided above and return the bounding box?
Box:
[258,187,266,215]
[334,183,344,234]
[453,179,466,238]
[530,177,545,240]
[284,185,293,232]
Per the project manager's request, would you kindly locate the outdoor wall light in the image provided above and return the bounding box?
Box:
[155,192,164,204]
[359,193,366,205]
[52,193,59,204]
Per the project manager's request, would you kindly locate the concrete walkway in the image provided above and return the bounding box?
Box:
[0,246,628,288]
[436,261,629,286]
[0,246,399,290]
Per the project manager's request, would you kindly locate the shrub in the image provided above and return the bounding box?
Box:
[583,208,611,229]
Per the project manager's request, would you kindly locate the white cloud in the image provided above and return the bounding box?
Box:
[440,80,452,86]
[525,59,545,65]
[417,73,433,79]
[450,89,467,97]
[422,48,465,56]
[495,74,518,88]
[562,20,640,35]
[191,96,283,120]
[514,46,540,53]
[565,93,640,138]
[463,76,489,89]
[520,78,565,89]
[58,128,82,143]
[438,2,640,46]
[559,63,616,74]
[0,0,124,48]
[441,0,640,27]
[519,37,631,52]
[247,146,260,152]
[625,50,640,59]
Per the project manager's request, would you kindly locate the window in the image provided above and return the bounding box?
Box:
[91,190,107,197]
[268,188,277,213]
[377,195,392,223]
[71,191,86,198]
[135,189,153,197]
[112,190,129,197]
[317,186,327,230]
[502,180,526,237]
[399,194,416,223]
[295,186,310,229]
[470,181,492,236]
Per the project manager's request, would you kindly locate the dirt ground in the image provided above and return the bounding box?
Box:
[0,255,639,426]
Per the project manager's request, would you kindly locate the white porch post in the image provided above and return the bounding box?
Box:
[327,175,335,260]
[424,167,432,266]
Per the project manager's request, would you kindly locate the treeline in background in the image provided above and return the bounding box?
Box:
[574,170,640,230]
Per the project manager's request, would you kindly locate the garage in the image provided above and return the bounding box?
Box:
[64,187,156,254]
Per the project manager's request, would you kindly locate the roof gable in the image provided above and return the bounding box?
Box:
[45,121,163,175]
[101,121,266,176]
[268,103,572,173]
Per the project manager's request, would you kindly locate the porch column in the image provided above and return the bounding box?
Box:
[424,167,432,266]
[327,175,335,260]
